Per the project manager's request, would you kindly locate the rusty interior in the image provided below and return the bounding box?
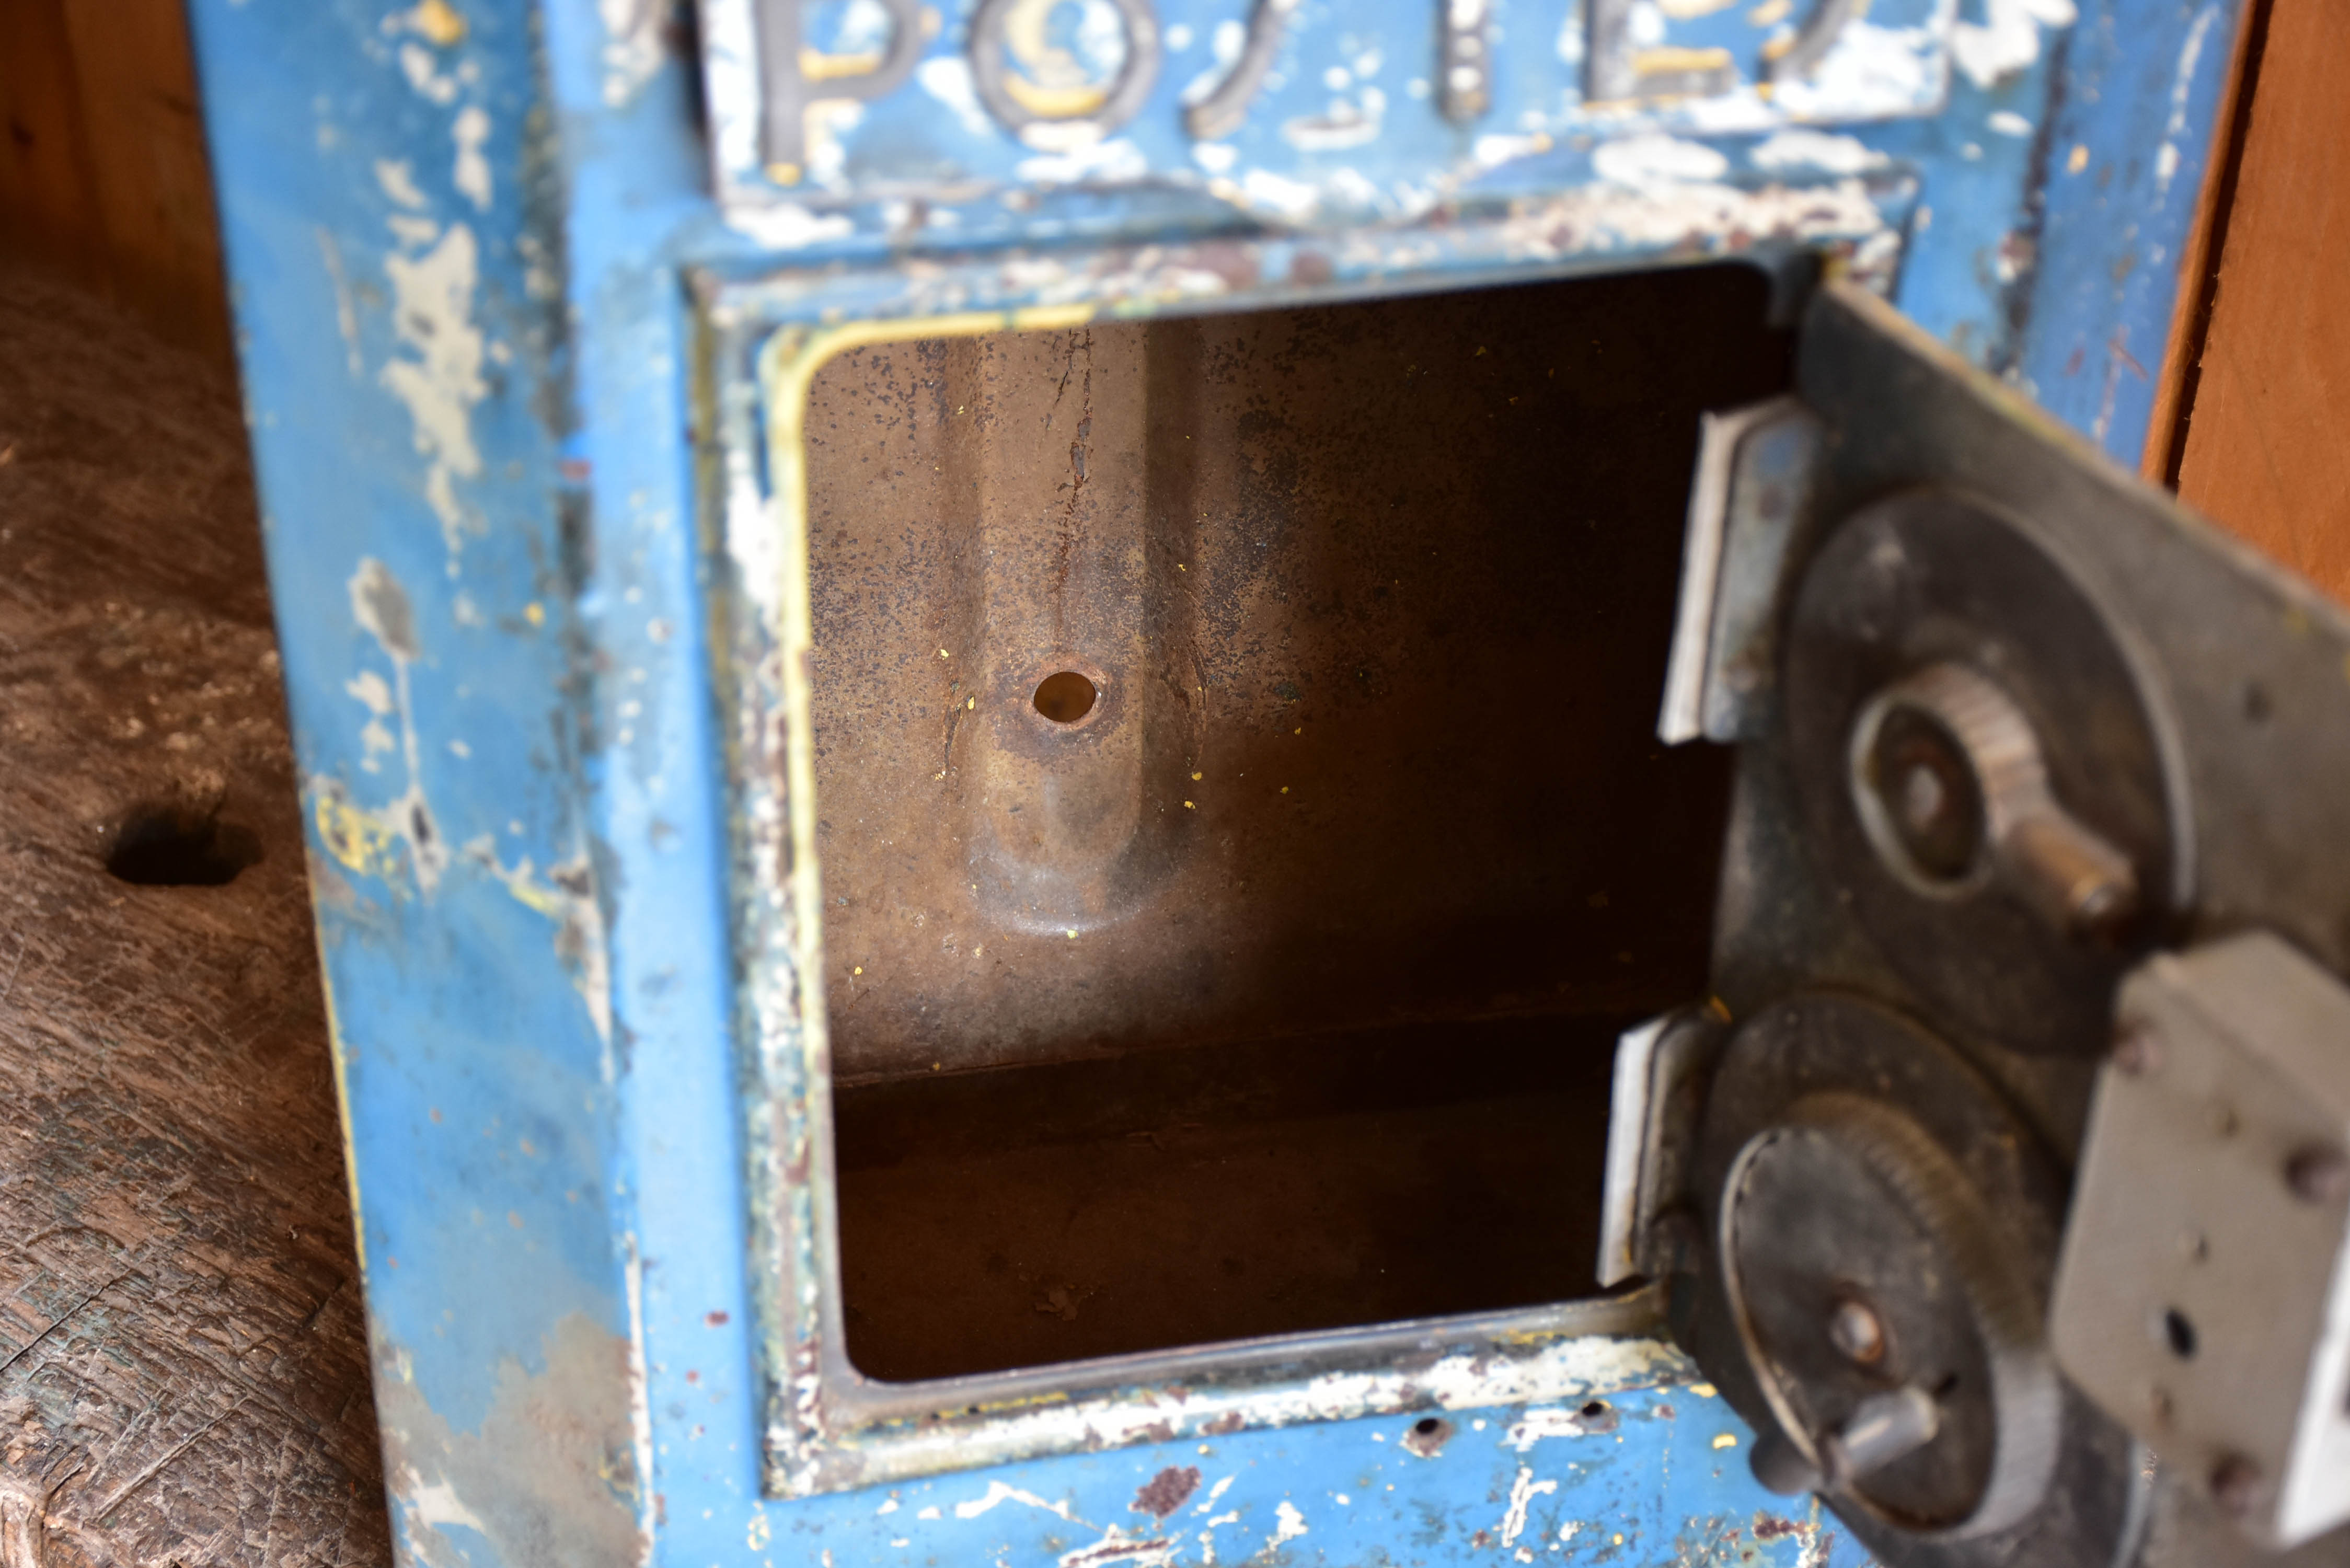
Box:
[807,265,1793,1380]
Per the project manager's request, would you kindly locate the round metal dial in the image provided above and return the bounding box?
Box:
[1782,487,2185,1055]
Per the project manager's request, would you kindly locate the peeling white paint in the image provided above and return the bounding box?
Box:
[621,1236,656,1552]
[917,56,996,137]
[728,203,858,251]
[320,557,447,894]
[805,100,867,186]
[1500,1467,1557,1548]
[1283,88,1386,152]
[1772,16,1949,119]
[1593,134,1730,185]
[1191,141,1238,174]
[1795,1514,1836,1567]
[2156,5,2221,196]
[1017,137,1150,186]
[601,0,666,106]
[376,159,429,210]
[462,836,615,1053]
[398,1475,490,1538]
[1748,129,1884,175]
[1267,1500,1308,1550]
[1554,6,1585,65]
[1986,109,2033,137]
[382,223,488,557]
[399,40,462,105]
[348,669,399,770]
[453,105,492,210]
[1680,92,1784,136]
[1232,168,1320,222]
[1181,19,1248,105]
[791,1330,1690,1495]
[952,1481,1079,1522]
[1473,131,1554,169]
[315,228,364,378]
[1504,1404,1613,1451]
[1951,0,2077,90]
[1057,1527,1179,1568]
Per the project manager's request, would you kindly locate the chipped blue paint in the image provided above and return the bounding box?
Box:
[181,0,2239,1561]
[745,1387,1853,1567]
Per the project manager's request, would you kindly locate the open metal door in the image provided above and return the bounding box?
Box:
[1615,279,2350,1566]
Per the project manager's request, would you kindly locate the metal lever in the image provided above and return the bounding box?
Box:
[1749,1386,1942,1498]
[1850,662,2140,946]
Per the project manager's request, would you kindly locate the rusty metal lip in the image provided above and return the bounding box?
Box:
[822,1286,1669,1417]
[793,1290,1685,1495]
[689,166,1915,339]
[695,241,1828,1498]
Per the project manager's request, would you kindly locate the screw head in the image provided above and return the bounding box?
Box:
[2210,1454,2265,1518]
[2112,1024,2162,1077]
[1827,1297,1887,1365]
[2287,1145,2350,1204]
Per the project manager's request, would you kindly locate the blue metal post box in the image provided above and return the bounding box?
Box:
[180,0,2340,1564]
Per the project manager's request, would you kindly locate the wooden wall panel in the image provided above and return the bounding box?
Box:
[2173,0,2350,603]
[0,0,232,370]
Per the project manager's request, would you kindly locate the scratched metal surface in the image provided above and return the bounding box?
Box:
[178,0,2240,1562]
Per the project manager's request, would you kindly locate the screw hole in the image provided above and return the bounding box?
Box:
[106,804,261,887]
[1401,1413,1455,1457]
[1033,671,1098,723]
[1580,1400,1608,1419]
[2163,1307,2197,1360]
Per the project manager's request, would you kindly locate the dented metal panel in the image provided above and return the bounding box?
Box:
[179,0,2244,1559]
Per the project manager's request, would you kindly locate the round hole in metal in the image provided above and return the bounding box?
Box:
[1032,670,1098,724]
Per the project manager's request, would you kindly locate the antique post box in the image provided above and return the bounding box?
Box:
[183,0,2350,1563]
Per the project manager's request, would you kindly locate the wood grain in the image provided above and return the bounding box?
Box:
[2173,0,2350,603]
[0,0,232,370]
[0,263,387,1566]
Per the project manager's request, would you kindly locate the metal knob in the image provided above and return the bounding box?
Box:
[1850,662,2140,946]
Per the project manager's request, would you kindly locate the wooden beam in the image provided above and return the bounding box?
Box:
[2170,0,2350,603]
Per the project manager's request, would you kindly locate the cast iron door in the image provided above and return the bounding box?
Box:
[1615,279,2350,1565]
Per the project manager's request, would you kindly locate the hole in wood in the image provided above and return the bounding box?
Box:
[106,804,261,887]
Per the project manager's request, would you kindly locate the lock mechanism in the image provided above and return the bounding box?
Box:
[1609,281,2350,1565]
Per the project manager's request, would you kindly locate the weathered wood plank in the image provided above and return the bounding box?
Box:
[2174,0,2350,603]
[0,0,233,371]
[0,263,386,1566]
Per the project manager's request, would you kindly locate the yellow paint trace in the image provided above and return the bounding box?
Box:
[315,790,404,883]
[409,0,467,45]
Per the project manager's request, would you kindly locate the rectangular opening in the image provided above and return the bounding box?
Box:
[802,264,1791,1382]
